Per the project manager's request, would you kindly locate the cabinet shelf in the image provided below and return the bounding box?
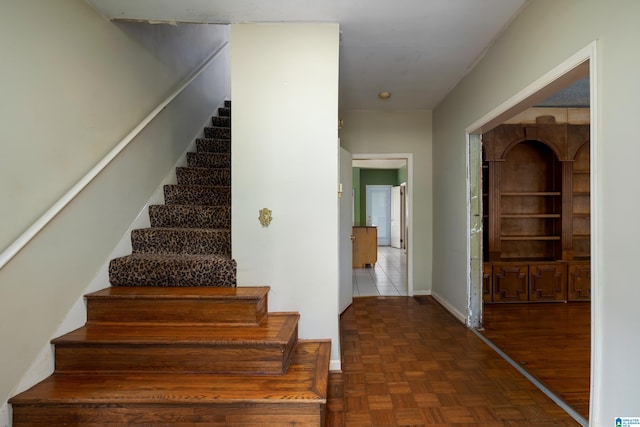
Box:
[500,236,561,241]
[501,192,561,196]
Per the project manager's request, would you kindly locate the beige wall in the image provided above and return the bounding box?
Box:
[0,1,229,421]
[339,110,433,294]
[432,0,640,422]
[230,23,342,367]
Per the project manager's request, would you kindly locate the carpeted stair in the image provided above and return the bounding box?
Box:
[108,101,237,288]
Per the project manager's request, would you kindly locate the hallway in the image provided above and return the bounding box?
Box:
[326,297,580,426]
[353,246,407,296]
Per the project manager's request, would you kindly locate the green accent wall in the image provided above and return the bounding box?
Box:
[397,166,407,184]
[356,168,401,226]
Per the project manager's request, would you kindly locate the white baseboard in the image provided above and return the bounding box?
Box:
[330,359,342,371]
[430,291,467,324]
[412,289,431,296]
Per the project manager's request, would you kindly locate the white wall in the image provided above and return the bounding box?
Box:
[0,1,229,422]
[231,23,341,368]
[339,111,433,294]
[432,0,640,424]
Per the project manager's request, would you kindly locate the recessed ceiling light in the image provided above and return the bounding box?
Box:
[378,91,391,100]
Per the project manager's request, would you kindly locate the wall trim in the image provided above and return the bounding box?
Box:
[463,40,597,421]
[430,291,466,324]
[0,41,229,272]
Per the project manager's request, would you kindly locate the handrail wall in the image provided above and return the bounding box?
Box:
[0,41,229,271]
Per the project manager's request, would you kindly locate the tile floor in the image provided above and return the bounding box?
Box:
[352,246,407,296]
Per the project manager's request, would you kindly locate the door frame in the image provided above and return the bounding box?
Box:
[353,153,414,296]
[465,41,597,423]
[391,185,402,248]
[339,147,353,314]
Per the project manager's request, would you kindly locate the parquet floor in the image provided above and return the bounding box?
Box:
[481,302,591,420]
[325,296,580,426]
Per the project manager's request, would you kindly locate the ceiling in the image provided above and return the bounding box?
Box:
[86,0,529,111]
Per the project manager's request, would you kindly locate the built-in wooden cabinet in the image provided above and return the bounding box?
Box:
[572,143,591,260]
[352,226,377,268]
[528,262,567,302]
[482,117,591,302]
[482,263,492,303]
[492,263,528,302]
[568,261,591,301]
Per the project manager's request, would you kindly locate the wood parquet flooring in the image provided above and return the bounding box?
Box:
[325,296,580,426]
[481,302,591,420]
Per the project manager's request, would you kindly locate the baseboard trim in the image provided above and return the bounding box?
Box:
[430,292,466,324]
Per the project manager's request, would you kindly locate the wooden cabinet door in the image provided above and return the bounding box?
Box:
[492,264,528,302]
[529,263,567,301]
[568,262,591,301]
[483,263,492,303]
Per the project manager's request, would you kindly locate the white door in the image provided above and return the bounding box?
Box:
[366,185,392,246]
[391,186,401,248]
[339,147,353,314]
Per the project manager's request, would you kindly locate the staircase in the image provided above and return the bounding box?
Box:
[10,101,331,426]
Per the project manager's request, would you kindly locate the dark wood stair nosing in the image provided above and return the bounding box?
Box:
[85,286,268,325]
[52,313,300,346]
[10,341,330,406]
[85,286,270,300]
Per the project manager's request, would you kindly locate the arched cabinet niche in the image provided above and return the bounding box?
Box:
[481,117,590,303]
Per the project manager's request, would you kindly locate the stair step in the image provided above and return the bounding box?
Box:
[204,126,231,139]
[224,100,231,108]
[196,137,231,153]
[131,227,230,256]
[10,341,329,426]
[187,151,231,168]
[177,166,230,186]
[148,205,230,229]
[212,116,231,128]
[164,184,230,206]
[86,286,269,325]
[219,105,231,116]
[109,253,236,287]
[53,313,299,374]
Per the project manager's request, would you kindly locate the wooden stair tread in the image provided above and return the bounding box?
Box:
[11,340,330,405]
[55,313,299,345]
[87,285,269,300]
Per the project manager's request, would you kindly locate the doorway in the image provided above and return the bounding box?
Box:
[365,185,392,245]
[467,44,595,426]
[352,154,412,297]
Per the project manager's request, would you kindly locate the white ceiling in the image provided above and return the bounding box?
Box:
[87,0,528,111]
